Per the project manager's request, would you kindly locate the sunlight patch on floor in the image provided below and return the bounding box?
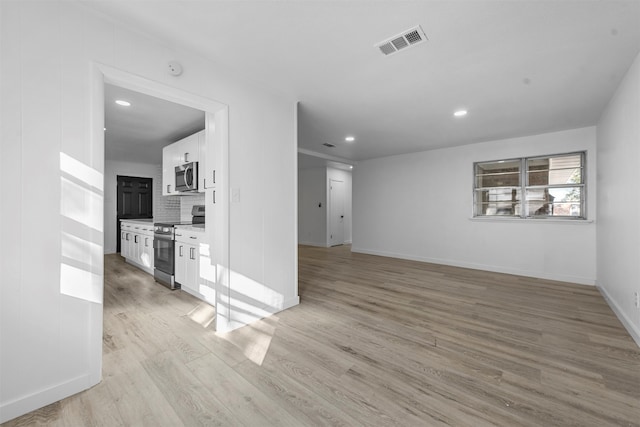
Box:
[187,303,216,328]
[216,315,279,366]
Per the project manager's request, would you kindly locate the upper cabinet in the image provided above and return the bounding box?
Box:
[162,143,179,195]
[162,130,206,196]
[176,131,201,164]
[197,131,207,191]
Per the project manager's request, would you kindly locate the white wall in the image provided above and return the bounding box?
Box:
[353,127,597,285]
[103,160,160,254]
[0,1,297,422]
[327,167,353,244]
[298,168,327,246]
[596,52,640,345]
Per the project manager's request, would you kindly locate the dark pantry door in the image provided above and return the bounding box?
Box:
[116,176,153,253]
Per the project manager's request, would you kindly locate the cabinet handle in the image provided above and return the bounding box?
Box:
[179,245,183,257]
[134,235,138,243]
[126,233,129,241]
[167,184,171,193]
[190,236,197,239]
[145,237,149,247]
[190,247,195,260]
[213,170,216,184]
[184,152,189,162]
[213,190,216,204]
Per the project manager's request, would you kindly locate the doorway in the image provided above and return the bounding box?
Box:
[116,175,153,253]
[329,179,345,246]
[98,63,230,326]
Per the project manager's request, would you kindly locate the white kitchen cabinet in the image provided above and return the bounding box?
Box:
[175,241,187,289]
[120,221,154,274]
[175,243,198,295]
[177,132,200,164]
[204,109,228,298]
[175,228,205,297]
[121,223,133,259]
[162,143,180,196]
[197,131,207,192]
[132,224,154,270]
[120,230,129,258]
[162,130,206,195]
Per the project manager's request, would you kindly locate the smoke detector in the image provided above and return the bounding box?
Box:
[375,25,428,56]
[168,60,183,76]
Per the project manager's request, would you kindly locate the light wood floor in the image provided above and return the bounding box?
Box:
[4,245,640,426]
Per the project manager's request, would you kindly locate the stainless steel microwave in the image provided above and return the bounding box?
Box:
[175,162,198,192]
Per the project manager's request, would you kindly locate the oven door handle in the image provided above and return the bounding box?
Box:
[154,234,174,241]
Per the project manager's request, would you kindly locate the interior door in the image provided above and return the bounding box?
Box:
[329,179,345,246]
[116,176,153,252]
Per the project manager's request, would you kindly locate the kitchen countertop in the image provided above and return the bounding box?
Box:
[174,224,205,232]
[120,219,205,231]
[120,218,154,225]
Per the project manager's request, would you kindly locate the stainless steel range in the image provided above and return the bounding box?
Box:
[153,205,205,289]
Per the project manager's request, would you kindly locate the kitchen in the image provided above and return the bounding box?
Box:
[105,83,218,309]
[1,2,300,421]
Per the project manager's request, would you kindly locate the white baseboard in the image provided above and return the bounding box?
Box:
[0,374,97,424]
[298,240,327,247]
[298,241,352,247]
[597,285,640,348]
[216,296,300,333]
[350,246,596,286]
[282,296,300,310]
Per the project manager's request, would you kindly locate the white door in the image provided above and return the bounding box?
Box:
[329,179,345,246]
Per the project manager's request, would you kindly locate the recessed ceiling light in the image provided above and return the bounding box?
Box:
[454,110,467,117]
[345,136,355,142]
[115,100,131,107]
[349,165,353,169]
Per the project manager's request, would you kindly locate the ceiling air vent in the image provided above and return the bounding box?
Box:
[375,25,427,56]
[323,142,336,148]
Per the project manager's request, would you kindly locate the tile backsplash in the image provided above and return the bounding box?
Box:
[180,194,206,221]
[153,165,181,222]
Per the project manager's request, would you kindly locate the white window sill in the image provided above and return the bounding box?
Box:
[469,217,594,224]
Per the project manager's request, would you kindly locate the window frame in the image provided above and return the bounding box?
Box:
[473,151,587,220]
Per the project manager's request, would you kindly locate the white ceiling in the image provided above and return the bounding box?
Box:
[298,153,354,171]
[90,1,640,163]
[105,84,204,164]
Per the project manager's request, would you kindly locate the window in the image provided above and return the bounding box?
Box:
[474,152,586,219]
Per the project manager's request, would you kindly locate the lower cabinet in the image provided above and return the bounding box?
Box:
[136,232,154,270]
[175,229,205,297]
[120,230,129,258]
[175,242,198,293]
[120,221,154,274]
